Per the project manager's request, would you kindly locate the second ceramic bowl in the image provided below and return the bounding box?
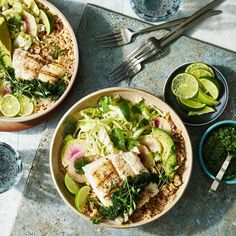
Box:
[50,87,193,228]
[163,62,229,126]
[198,120,236,184]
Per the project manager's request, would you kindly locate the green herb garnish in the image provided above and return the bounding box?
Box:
[74,157,89,174]
[52,42,65,60]
[99,172,159,220]
[98,96,112,113]
[2,67,66,100]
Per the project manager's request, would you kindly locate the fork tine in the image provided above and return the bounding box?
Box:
[109,42,153,77]
[110,46,158,84]
[96,33,123,43]
[96,31,120,40]
[98,40,124,48]
[110,58,139,83]
[97,36,123,45]
[111,64,140,84]
[109,42,155,78]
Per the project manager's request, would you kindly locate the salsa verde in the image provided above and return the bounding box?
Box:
[203,125,236,179]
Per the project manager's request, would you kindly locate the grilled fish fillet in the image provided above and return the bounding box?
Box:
[83,151,159,213]
[83,157,120,207]
[38,61,65,84]
[114,152,159,209]
[109,153,136,180]
[12,48,45,80]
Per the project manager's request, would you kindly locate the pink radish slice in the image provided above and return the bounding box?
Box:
[153,119,160,127]
[61,139,87,168]
[70,150,85,161]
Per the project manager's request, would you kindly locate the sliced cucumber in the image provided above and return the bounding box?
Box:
[39,9,55,35]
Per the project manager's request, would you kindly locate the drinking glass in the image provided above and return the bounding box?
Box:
[130,0,181,22]
[0,142,22,194]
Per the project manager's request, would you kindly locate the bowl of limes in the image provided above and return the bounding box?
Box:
[164,62,229,126]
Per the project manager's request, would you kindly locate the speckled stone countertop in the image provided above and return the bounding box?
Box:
[9,4,236,236]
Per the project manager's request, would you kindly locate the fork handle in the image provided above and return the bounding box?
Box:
[160,9,222,48]
[209,154,234,193]
[133,17,188,36]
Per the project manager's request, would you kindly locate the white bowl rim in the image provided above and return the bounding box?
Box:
[0,0,79,123]
[50,87,193,228]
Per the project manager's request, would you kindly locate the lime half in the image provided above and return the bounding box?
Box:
[200,78,219,99]
[64,173,80,194]
[188,106,215,116]
[17,95,34,116]
[75,186,91,212]
[177,97,206,111]
[197,89,219,107]
[185,63,214,76]
[171,73,199,99]
[0,94,20,117]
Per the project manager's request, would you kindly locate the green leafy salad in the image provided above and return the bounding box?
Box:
[61,95,185,224]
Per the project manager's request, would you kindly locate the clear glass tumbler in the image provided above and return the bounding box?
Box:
[130,0,181,22]
[0,142,22,194]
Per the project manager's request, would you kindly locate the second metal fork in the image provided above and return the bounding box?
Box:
[96,17,188,48]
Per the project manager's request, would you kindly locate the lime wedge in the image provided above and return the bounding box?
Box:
[185,63,214,77]
[0,94,20,117]
[189,69,213,80]
[17,94,34,116]
[197,89,220,107]
[200,78,219,99]
[177,97,206,111]
[75,186,91,212]
[171,73,199,99]
[188,106,215,116]
[39,9,55,35]
[64,173,80,194]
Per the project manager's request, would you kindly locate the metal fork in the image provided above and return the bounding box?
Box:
[109,9,222,84]
[96,17,188,48]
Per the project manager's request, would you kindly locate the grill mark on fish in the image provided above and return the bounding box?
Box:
[27,54,46,65]
[39,70,58,79]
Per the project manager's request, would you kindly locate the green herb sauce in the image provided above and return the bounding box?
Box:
[203,125,236,179]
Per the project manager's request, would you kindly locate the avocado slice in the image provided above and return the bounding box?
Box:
[153,128,177,180]
[0,15,12,67]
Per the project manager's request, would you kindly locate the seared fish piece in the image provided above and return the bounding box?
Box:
[83,157,120,207]
[110,152,159,209]
[122,152,148,174]
[109,153,136,180]
[38,61,65,84]
[119,152,159,209]
[12,48,45,80]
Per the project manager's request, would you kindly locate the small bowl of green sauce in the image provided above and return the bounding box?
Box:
[199,120,236,184]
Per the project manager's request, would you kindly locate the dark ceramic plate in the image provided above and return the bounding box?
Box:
[163,62,229,126]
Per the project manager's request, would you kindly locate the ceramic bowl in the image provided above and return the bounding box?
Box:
[199,120,236,184]
[163,62,229,126]
[50,87,193,228]
[0,0,79,124]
